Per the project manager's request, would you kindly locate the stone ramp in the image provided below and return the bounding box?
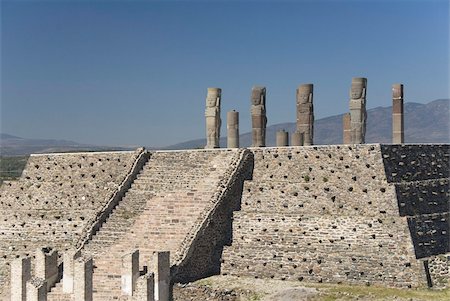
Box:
[221,145,425,288]
[47,149,244,300]
[0,149,143,295]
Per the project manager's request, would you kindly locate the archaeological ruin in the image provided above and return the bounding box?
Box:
[0,80,449,301]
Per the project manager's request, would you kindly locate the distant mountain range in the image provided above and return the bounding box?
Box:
[0,134,132,156]
[1,99,448,156]
[166,99,449,149]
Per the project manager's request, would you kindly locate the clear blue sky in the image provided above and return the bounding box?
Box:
[1,0,449,147]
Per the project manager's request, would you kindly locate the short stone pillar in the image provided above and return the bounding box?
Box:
[11,256,31,301]
[296,84,314,145]
[392,83,404,144]
[26,278,47,301]
[151,251,170,301]
[276,130,288,147]
[122,250,140,296]
[205,88,221,149]
[35,247,58,291]
[349,77,367,144]
[74,257,93,301]
[291,131,304,146]
[133,273,155,301]
[342,113,351,144]
[63,248,80,293]
[251,86,267,147]
[227,110,239,148]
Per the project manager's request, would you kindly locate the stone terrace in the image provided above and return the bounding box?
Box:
[221,145,425,287]
[0,150,142,293]
[47,149,243,300]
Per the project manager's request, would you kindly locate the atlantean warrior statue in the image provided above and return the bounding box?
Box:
[205,88,221,148]
[251,86,267,147]
[349,77,367,144]
[296,84,314,145]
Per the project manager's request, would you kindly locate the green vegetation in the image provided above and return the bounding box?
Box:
[0,156,28,184]
[304,175,310,182]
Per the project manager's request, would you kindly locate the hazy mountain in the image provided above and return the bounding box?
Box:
[1,99,447,155]
[0,136,133,156]
[166,99,449,149]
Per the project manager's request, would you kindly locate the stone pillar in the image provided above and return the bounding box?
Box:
[227,110,239,148]
[251,86,267,147]
[74,257,93,301]
[205,88,221,149]
[343,113,351,144]
[276,130,288,147]
[26,278,47,301]
[35,247,58,291]
[133,273,155,301]
[11,256,31,301]
[296,84,314,145]
[63,248,80,293]
[392,83,404,144]
[291,131,304,146]
[122,250,140,296]
[349,77,367,144]
[152,251,170,301]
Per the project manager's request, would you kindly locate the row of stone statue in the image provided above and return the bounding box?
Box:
[205,77,404,148]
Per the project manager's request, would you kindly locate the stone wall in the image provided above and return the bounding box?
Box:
[0,149,142,291]
[221,145,431,288]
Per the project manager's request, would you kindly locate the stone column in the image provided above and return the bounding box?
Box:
[205,88,221,149]
[342,113,351,144]
[63,248,80,293]
[296,84,314,145]
[151,251,170,301]
[227,110,239,148]
[26,278,47,301]
[392,83,404,144]
[133,273,155,301]
[291,131,304,146]
[122,250,140,296]
[349,77,367,144]
[11,256,31,301]
[251,86,267,147]
[35,247,58,291]
[276,130,288,147]
[74,257,93,301]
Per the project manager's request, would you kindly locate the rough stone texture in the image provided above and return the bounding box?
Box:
[349,77,367,144]
[227,111,239,148]
[392,84,404,144]
[26,277,47,301]
[251,86,267,147]
[205,88,222,149]
[221,144,450,288]
[74,257,93,301]
[342,113,351,144]
[276,130,288,147]
[121,250,139,296]
[35,247,58,291]
[0,150,142,291]
[296,84,314,146]
[133,273,155,301]
[151,251,170,301]
[427,255,450,288]
[63,249,80,293]
[10,257,31,301]
[290,131,304,147]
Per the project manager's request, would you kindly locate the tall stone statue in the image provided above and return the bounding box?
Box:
[296,84,314,145]
[349,77,367,144]
[251,86,267,147]
[205,88,221,149]
[342,113,351,144]
[392,84,404,144]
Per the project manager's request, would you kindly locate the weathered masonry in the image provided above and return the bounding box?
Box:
[0,144,448,300]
